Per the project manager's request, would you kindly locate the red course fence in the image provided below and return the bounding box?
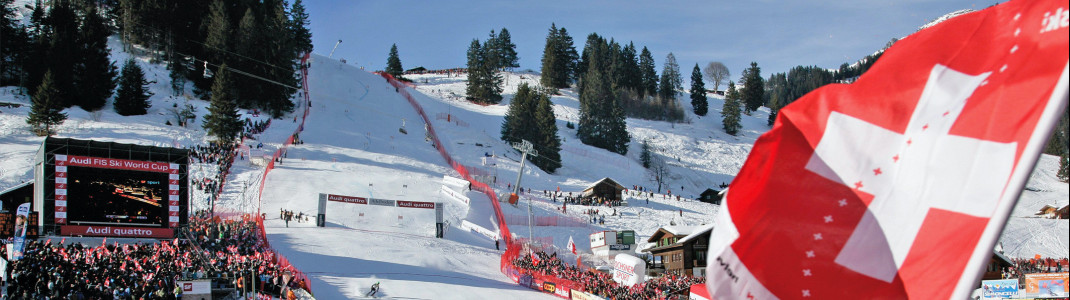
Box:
[377,73,582,298]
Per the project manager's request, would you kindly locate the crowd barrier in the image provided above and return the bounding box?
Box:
[504,214,590,228]
[378,73,580,298]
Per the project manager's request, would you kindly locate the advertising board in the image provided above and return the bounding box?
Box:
[1024,273,1068,298]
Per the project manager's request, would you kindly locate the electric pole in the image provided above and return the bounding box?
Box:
[512,140,538,247]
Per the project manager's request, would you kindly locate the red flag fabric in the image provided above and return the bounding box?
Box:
[707,1,1068,299]
[568,236,578,255]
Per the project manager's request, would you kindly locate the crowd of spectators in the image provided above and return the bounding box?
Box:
[1004,257,1069,279]
[510,250,703,300]
[242,118,270,140]
[190,142,236,196]
[3,211,307,299]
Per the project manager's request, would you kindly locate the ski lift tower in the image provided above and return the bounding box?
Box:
[511,139,538,247]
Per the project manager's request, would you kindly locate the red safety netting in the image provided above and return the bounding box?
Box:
[378,73,582,298]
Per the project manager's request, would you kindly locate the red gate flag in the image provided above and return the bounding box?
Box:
[706,0,1068,299]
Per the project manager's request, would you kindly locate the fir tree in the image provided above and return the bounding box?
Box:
[114,59,153,116]
[690,64,707,116]
[497,28,519,70]
[1059,152,1069,183]
[203,64,242,143]
[534,90,562,173]
[27,71,67,136]
[43,0,79,108]
[741,62,765,113]
[386,43,403,78]
[767,88,780,127]
[261,0,297,118]
[289,0,313,54]
[465,39,502,104]
[1,0,28,85]
[169,52,188,96]
[640,139,652,169]
[638,47,657,98]
[577,56,629,155]
[657,53,681,104]
[203,0,229,68]
[539,24,577,89]
[502,83,538,146]
[484,30,500,72]
[76,5,117,112]
[722,81,742,135]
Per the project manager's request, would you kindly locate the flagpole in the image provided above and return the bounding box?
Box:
[955,63,1069,299]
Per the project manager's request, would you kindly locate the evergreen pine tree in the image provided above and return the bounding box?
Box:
[657,53,680,104]
[539,24,560,89]
[263,0,297,118]
[386,43,404,78]
[466,39,503,104]
[484,30,501,71]
[1059,152,1069,183]
[76,5,117,112]
[534,90,562,173]
[497,28,519,70]
[203,0,229,69]
[26,71,67,136]
[558,27,579,84]
[767,90,780,127]
[741,62,765,113]
[638,47,657,98]
[43,0,79,108]
[640,139,652,169]
[203,64,242,143]
[233,8,260,108]
[690,64,707,116]
[169,52,188,97]
[502,83,537,145]
[289,0,313,54]
[114,59,153,116]
[1,0,28,85]
[722,81,742,135]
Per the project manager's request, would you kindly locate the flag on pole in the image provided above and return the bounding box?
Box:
[706,0,1069,299]
[568,236,578,255]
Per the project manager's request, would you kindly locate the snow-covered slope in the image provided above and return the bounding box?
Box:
[1,37,1066,300]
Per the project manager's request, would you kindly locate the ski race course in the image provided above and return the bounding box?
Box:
[1,44,1066,300]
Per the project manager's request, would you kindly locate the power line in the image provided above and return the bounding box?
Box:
[121,17,296,74]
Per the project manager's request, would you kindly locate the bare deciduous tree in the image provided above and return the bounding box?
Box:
[704,61,730,93]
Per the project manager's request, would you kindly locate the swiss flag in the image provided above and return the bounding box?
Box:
[568,236,578,255]
[707,1,1068,299]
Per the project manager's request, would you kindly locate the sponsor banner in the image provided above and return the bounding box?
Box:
[369,198,395,207]
[442,175,469,187]
[981,279,1019,298]
[327,194,368,204]
[612,254,646,286]
[61,225,174,238]
[1025,273,1069,297]
[397,200,436,209]
[440,185,471,205]
[12,203,31,260]
[609,244,631,251]
[178,280,211,294]
[542,282,557,294]
[65,155,171,173]
[554,285,570,298]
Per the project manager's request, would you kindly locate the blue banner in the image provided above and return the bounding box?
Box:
[981,279,1019,298]
[11,203,31,260]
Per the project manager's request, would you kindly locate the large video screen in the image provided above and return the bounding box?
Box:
[66,166,169,226]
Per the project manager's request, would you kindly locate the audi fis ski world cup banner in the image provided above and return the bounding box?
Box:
[55,154,180,234]
[706,0,1069,299]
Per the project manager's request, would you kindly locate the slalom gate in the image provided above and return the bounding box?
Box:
[315,193,445,237]
[379,73,583,298]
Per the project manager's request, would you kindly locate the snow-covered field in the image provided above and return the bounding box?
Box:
[1,40,1066,300]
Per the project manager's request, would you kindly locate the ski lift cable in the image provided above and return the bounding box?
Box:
[177,51,300,91]
[122,18,295,74]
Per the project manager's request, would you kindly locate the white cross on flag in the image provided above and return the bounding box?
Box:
[707,0,1068,299]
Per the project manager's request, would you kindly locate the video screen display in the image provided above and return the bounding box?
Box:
[66,166,169,226]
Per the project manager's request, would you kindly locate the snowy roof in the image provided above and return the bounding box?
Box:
[676,223,715,245]
[0,180,32,196]
[582,177,624,192]
[662,225,699,236]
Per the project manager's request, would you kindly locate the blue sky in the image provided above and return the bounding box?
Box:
[304,1,991,87]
